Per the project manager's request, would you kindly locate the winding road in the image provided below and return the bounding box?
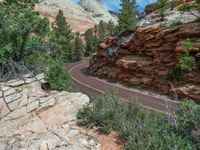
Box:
[66,60,179,113]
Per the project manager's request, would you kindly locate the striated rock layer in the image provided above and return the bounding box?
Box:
[35,0,96,33]
[35,0,117,33]
[89,22,200,103]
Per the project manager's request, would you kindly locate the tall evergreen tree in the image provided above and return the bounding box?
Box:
[84,29,98,56]
[50,10,74,63]
[118,0,138,31]
[73,32,84,62]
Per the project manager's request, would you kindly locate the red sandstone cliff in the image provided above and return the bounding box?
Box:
[89,22,200,103]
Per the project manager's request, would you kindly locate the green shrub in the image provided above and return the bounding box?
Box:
[170,20,183,27]
[77,93,198,150]
[0,1,50,64]
[168,39,196,80]
[45,64,71,91]
[177,99,200,147]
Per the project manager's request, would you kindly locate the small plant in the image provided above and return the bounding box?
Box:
[45,64,71,91]
[168,38,196,80]
[170,20,183,27]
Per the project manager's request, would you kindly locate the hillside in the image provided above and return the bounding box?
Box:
[35,0,117,33]
[79,0,118,24]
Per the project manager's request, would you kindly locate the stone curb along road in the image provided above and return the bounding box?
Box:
[66,59,179,113]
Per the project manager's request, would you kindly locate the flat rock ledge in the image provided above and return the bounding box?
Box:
[0,75,101,150]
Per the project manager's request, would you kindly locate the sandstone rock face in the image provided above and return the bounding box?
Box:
[0,75,102,150]
[139,9,197,27]
[35,0,96,33]
[141,0,197,27]
[0,74,122,149]
[35,0,117,33]
[79,0,118,24]
[89,22,200,103]
[0,91,101,150]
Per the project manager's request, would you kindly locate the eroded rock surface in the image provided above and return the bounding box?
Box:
[0,91,101,150]
[89,22,200,103]
[35,0,96,34]
[0,75,101,150]
[35,0,117,33]
[79,0,118,24]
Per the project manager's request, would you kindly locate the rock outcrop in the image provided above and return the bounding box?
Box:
[89,22,200,103]
[0,74,123,150]
[35,0,117,33]
[0,74,99,149]
[35,0,96,33]
[141,0,197,27]
[79,0,118,24]
[139,9,197,27]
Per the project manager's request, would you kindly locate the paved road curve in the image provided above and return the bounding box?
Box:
[66,60,179,113]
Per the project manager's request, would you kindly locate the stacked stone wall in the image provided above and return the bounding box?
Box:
[0,74,57,119]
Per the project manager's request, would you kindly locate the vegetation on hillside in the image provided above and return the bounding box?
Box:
[84,20,116,56]
[0,0,83,91]
[178,0,200,21]
[169,38,196,80]
[78,93,200,150]
[0,0,49,64]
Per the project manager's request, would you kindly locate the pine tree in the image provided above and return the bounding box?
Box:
[156,0,169,21]
[50,10,74,63]
[84,29,98,56]
[73,32,84,62]
[118,0,138,31]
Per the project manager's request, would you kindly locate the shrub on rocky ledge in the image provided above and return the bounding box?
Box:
[45,64,71,91]
[169,38,196,80]
[77,93,200,150]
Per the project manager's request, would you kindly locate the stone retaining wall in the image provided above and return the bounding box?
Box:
[0,74,56,119]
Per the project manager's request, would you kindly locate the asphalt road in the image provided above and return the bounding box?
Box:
[66,60,179,113]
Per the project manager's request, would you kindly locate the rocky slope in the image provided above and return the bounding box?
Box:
[141,0,197,26]
[139,10,197,27]
[89,22,200,103]
[35,0,117,33]
[0,74,122,150]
